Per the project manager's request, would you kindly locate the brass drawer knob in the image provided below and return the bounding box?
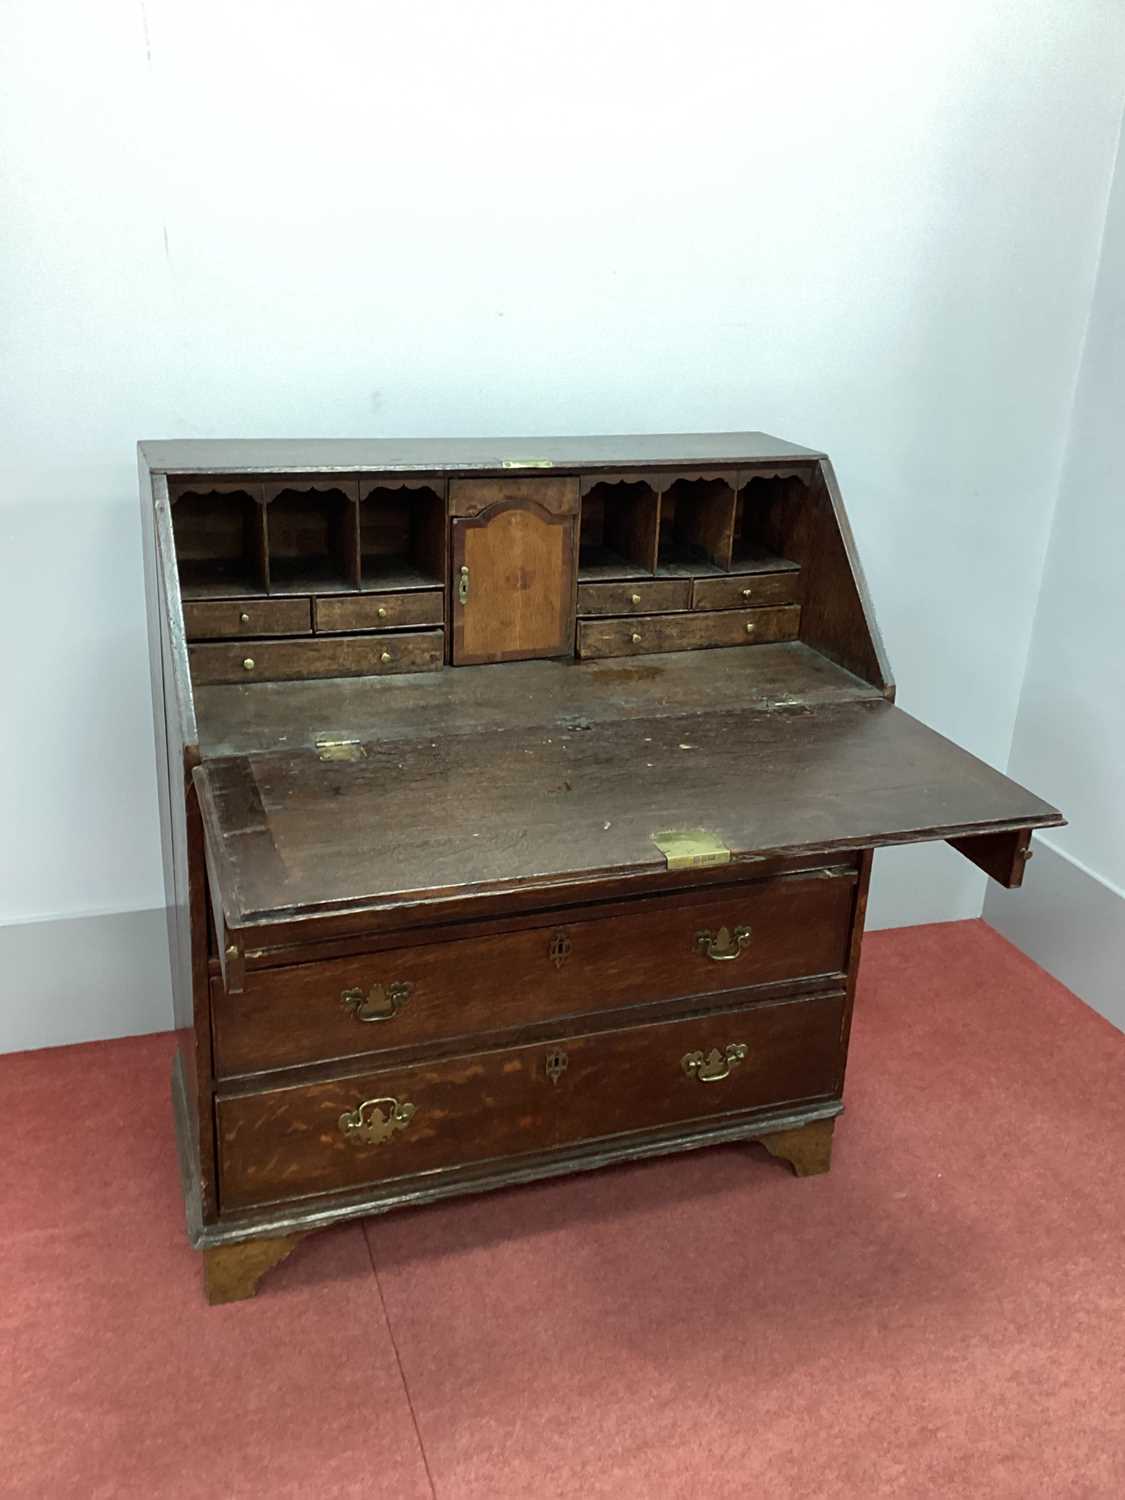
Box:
[682,1043,748,1083]
[380,650,393,664]
[341,980,412,1023]
[239,610,250,624]
[377,606,387,619]
[339,1096,416,1146]
[696,924,751,961]
[242,657,255,672]
[741,588,753,600]
[630,593,642,605]
[631,632,642,644]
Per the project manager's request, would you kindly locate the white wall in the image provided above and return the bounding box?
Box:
[986,107,1125,1029]
[3,2,1125,1047]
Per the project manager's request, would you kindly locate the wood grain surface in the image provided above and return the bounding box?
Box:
[576,606,800,659]
[216,991,845,1210]
[194,694,1062,937]
[314,591,444,633]
[211,868,856,1075]
[189,630,444,685]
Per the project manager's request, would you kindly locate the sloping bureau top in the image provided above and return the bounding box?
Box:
[194,660,1061,947]
[140,431,823,475]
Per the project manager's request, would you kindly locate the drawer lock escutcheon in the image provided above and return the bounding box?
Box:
[340,980,413,1023]
[695,924,752,961]
[545,1048,569,1085]
[458,565,470,606]
[682,1043,748,1083]
[548,930,572,968]
[339,1097,416,1146]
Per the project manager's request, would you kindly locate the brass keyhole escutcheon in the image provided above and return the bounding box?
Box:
[741,587,753,600]
[458,565,470,606]
[548,930,572,969]
[545,1049,568,1085]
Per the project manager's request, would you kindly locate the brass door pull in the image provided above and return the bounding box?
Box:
[695,925,751,961]
[682,1043,748,1082]
[340,980,413,1023]
[339,1097,416,1146]
[458,565,470,605]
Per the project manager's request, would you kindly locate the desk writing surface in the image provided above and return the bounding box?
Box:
[195,643,878,759]
[195,692,1062,933]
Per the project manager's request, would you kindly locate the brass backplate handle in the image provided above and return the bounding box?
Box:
[695,924,752,961]
[341,980,413,1023]
[339,1097,416,1146]
[682,1043,748,1082]
[458,565,470,606]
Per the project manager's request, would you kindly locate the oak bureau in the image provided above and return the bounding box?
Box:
[137,433,1062,1304]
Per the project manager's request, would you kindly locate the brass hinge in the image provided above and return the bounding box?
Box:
[652,828,732,871]
[316,738,366,763]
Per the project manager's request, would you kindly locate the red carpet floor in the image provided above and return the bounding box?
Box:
[2,920,1123,1499]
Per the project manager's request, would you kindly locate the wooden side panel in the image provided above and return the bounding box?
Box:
[753,460,893,692]
[148,477,218,1222]
[451,503,578,665]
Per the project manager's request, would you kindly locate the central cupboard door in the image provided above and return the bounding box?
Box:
[451,499,578,664]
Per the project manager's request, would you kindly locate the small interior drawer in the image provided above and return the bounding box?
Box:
[577,579,691,616]
[189,630,444,685]
[315,591,444,633]
[692,572,801,611]
[182,597,311,641]
[577,605,801,660]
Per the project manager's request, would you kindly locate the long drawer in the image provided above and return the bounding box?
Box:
[189,630,444,685]
[577,605,800,659]
[217,990,846,1210]
[211,867,857,1076]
